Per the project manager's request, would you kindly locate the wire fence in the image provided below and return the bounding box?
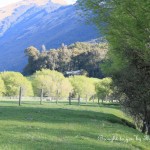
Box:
[0,88,119,106]
[0,96,91,106]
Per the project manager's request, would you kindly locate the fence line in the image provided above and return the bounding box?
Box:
[0,88,119,106]
[0,95,91,106]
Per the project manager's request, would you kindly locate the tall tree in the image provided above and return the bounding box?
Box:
[78,0,150,134]
[23,46,40,75]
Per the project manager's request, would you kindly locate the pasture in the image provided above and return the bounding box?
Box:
[0,100,149,150]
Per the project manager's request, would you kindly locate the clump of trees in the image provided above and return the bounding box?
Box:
[69,76,113,102]
[69,76,99,98]
[95,78,113,103]
[0,70,113,103]
[30,69,73,97]
[0,72,33,96]
[23,42,107,78]
[78,0,150,134]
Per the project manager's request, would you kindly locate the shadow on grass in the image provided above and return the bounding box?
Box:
[0,104,135,129]
[0,102,138,150]
[80,103,121,110]
[101,103,121,109]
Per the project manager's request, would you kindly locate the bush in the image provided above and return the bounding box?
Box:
[30,69,72,97]
[95,78,113,102]
[69,76,99,98]
[0,72,33,96]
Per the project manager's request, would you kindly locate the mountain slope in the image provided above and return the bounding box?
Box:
[0,1,99,72]
[0,0,63,37]
[0,0,66,21]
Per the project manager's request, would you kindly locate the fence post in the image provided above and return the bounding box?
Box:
[69,92,71,105]
[78,94,80,106]
[19,87,22,106]
[56,90,59,104]
[40,89,43,105]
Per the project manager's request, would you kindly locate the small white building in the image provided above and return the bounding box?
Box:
[65,70,84,76]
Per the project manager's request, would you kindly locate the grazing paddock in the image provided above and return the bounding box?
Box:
[0,101,149,150]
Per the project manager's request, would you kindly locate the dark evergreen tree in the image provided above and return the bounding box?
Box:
[23,42,107,78]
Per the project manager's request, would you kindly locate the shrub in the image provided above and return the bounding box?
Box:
[0,72,33,96]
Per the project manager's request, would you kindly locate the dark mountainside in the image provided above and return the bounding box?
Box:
[0,1,99,72]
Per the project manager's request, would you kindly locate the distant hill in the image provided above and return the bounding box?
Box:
[0,0,100,72]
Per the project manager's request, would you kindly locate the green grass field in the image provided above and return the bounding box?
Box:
[0,101,149,150]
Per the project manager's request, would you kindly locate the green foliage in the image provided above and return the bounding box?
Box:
[31,69,73,97]
[0,77,6,96]
[95,78,113,101]
[78,0,150,133]
[24,46,40,75]
[0,72,33,96]
[23,42,107,78]
[69,75,99,97]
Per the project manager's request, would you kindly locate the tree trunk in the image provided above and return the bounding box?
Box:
[40,89,43,105]
[98,98,100,104]
[142,100,148,134]
[19,87,22,106]
[69,93,71,105]
[142,119,146,133]
[78,95,80,106]
[146,122,150,135]
[105,95,107,102]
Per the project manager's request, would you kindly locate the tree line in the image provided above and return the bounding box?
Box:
[0,70,112,101]
[23,42,107,78]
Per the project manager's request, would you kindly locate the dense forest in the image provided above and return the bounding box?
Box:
[23,42,107,78]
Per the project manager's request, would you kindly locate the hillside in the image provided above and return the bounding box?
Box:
[0,0,99,72]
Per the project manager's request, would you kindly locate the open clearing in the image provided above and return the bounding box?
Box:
[0,101,149,150]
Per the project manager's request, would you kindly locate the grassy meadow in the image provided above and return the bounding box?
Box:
[0,101,149,150]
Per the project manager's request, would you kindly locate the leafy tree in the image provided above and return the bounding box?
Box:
[31,69,72,97]
[69,75,98,98]
[95,78,113,103]
[30,74,54,97]
[0,72,33,96]
[23,46,40,75]
[0,77,6,96]
[78,0,150,134]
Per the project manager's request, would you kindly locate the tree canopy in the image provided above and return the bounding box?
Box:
[0,72,33,96]
[78,0,150,134]
[95,78,112,103]
[30,69,73,97]
[69,75,99,98]
[23,42,107,78]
